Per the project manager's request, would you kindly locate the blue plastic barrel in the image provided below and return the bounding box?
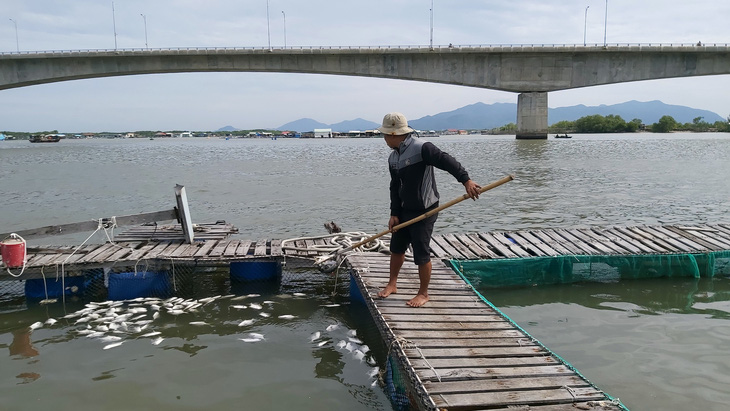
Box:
[349,274,366,305]
[107,271,171,300]
[25,276,85,300]
[230,261,281,282]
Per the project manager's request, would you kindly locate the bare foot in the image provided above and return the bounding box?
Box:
[378,284,397,298]
[406,294,429,307]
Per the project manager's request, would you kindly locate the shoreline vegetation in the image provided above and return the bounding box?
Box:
[3,114,729,140]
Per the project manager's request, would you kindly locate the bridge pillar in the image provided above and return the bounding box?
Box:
[516,92,548,139]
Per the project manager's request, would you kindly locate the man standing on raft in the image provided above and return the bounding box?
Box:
[377,112,481,307]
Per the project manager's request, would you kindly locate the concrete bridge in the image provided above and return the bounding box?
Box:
[2,43,729,138]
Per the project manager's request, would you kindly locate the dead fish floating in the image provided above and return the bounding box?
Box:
[103,341,124,350]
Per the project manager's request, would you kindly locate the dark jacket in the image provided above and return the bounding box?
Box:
[389,135,470,215]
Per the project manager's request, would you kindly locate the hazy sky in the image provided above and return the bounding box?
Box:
[2,0,729,132]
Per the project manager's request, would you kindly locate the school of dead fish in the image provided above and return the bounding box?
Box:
[25,292,380,385]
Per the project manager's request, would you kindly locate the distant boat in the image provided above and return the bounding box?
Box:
[29,134,61,143]
[555,133,572,139]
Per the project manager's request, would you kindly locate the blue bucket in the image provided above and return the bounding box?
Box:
[230,261,281,282]
[25,276,86,300]
[107,271,171,300]
[349,274,367,305]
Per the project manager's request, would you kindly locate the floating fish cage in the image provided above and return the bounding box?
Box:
[451,250,730,289]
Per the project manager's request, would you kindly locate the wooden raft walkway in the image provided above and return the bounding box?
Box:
[6,223,730,280]
[346,252,623,410]
[429,224,730,260]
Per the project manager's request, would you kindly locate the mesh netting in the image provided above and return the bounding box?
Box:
[0,256,332,307]
[450,250,730,289]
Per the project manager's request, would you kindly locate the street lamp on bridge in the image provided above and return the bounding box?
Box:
[583,6,589,46]
[282,11,286,49]
[140,14,148,49]
[266,0,271,51]
[8,18,18,52]
[603,0,608,47]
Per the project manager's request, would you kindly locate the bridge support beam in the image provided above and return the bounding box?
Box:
[516,92,548,139]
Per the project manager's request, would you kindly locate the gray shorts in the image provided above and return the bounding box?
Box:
[389,209,438,266]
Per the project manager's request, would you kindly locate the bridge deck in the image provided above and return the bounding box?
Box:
[346,253,623,410]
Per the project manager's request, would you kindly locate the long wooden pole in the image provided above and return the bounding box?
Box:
[344,174,514,253]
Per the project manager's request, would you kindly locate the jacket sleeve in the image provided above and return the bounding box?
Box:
[389,161,402,216]
[421,142,471,183]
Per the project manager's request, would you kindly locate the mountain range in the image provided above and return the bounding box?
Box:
[217,100,725,132]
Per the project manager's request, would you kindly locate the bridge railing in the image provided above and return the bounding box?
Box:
[1,43,729,56]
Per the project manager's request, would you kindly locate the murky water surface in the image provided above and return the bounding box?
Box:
[1,134,730,410]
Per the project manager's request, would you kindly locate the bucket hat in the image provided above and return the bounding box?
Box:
[378,112,414,135]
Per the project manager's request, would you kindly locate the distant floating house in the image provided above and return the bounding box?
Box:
[313,128,332,138]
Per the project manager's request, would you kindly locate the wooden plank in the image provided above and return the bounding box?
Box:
[576,228,633,254]
[370,293,482,302]
[639,225,694,253]
[591,227,643,254]
[705,224,730,242]
[410,356,558,369]
[75,243,119,264]
[156,242,189,258]
[220,240,238,257]
[382,314,503,323]
[169,242,199,258]
[428,237,448,258]
[603,227,655,254]
[503,232,545,257]
[376,306,501,317]
[476,232,521,258]
[375,300,486,309]
[463,233,500,258]
[416,365,576,382]
[712,224,730,237]
[530,230,574,255]
[193,240,220,257]
[424,375,589,394]
[651,226,707,252]
[627,226,685,253]
[150,242,185,261]
[567,228,617,255]
[431,235,464,259]
[538,229,584,255]
[396,329,525,339]
[388,321,515,330]
[254,239,268,256]
[552,229,600,255]
[432,387,606,409]
[59,244,101,265]
[442,233,478,259]
[395,338,537,348]
[104,243,140,261]
[269,239,282,256]
[235,240,252,257]
[404,346,544,358]
[206,239,230,258]
[490,232,533,257]
[683,228,730,249]
[126,241,164,261]
[613,226,671,253]
[511,231,557,256]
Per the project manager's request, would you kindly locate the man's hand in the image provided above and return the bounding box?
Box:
[464,180,481,200]
[389,216,400,231]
